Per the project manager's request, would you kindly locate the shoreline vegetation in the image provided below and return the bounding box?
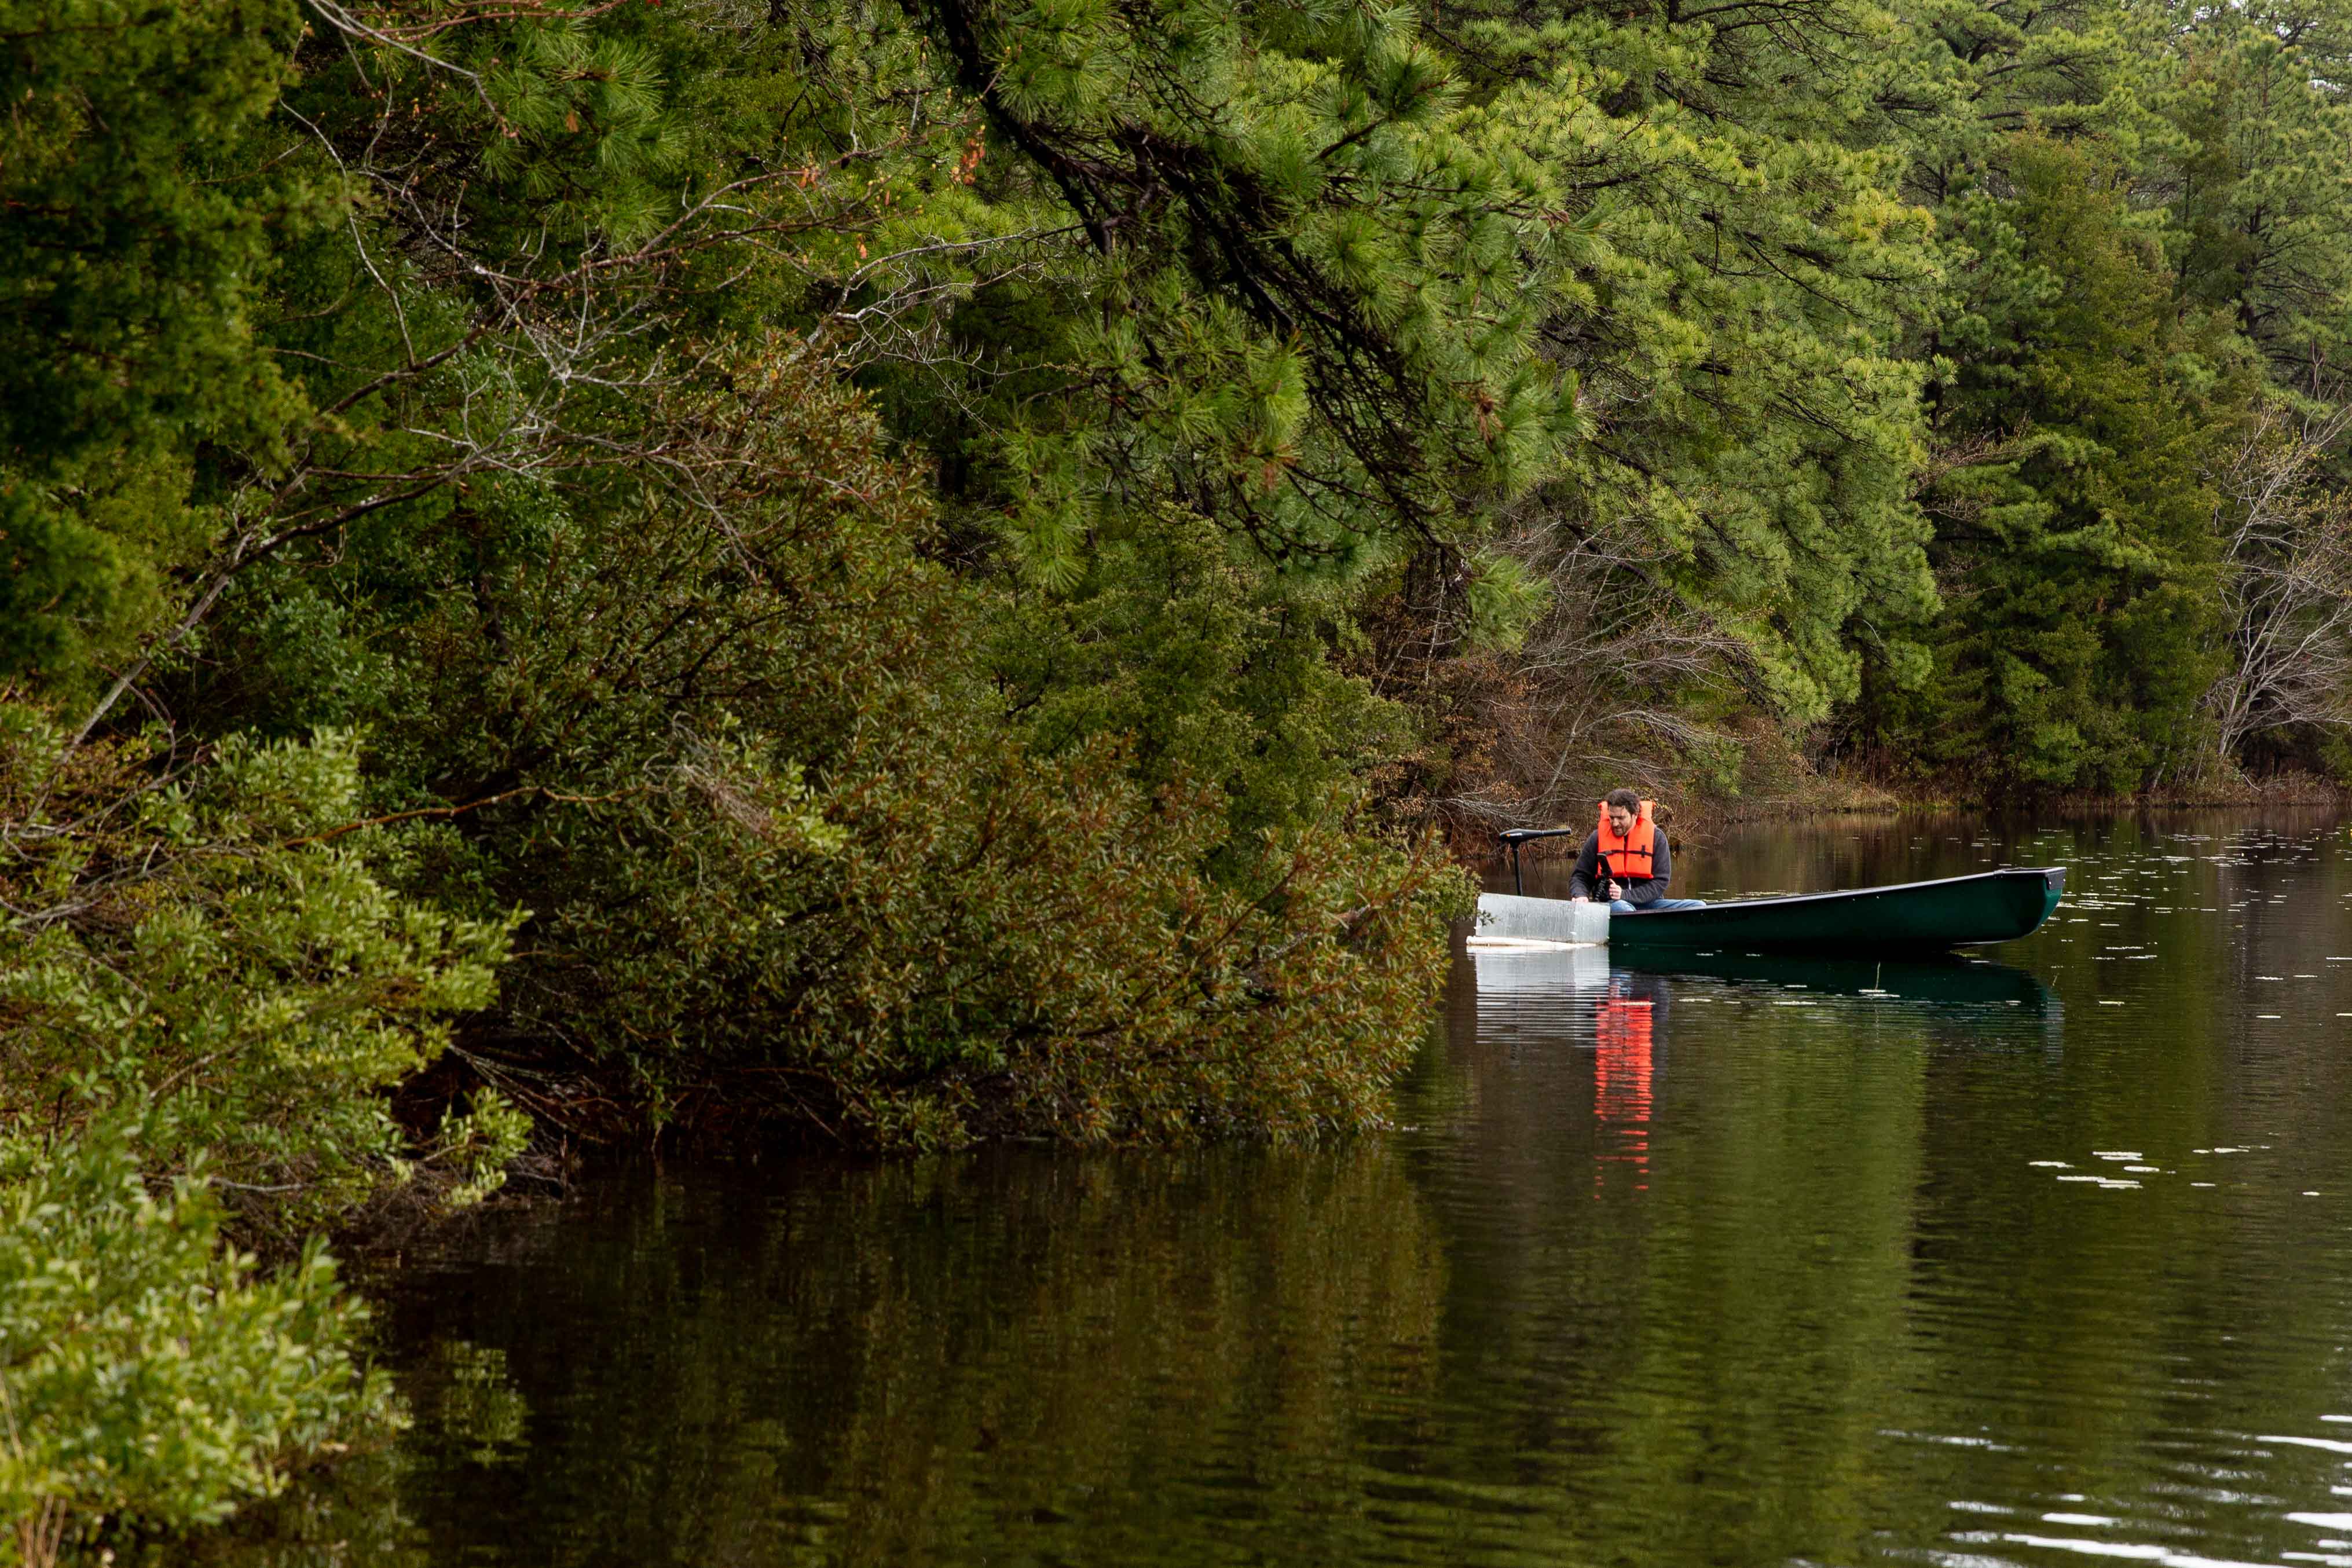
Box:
[10,0,2352,1557]
[1702,767,2352,827]
[1456,770,2351,866]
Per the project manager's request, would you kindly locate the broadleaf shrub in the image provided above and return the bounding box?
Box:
[369,344,1467,1146]
[0,717,525,1239]
[0,1124,393,1566]
[0,713,527,1557]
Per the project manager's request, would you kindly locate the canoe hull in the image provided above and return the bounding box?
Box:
[1608,866,2066,953]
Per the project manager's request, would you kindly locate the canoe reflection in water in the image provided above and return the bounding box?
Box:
[1461,941,2056,1013]
[1461,947,1669,1194]
[1621,948,2059,1012]
[1465,944,2064,1188]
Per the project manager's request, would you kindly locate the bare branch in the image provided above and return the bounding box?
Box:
[2201,398,2352,768]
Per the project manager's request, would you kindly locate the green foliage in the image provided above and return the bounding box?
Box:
[0,0,323,695]
[990,506,1414,866]
[0,457,218,702]
[477,25,690,244]
[564,735,1461,1148]
[0,713,529,1555]
[0,1125,392,1563]
[1431,0,1947,717]
[1462,549,1552,653]
[901,0,1575,578]
[1886,140,2255,790]
[0,0,313,467]
[2144,21,2352,395]
[0,715,526,1239]
[354,347,1464,1145]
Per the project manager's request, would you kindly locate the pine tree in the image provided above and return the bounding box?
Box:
[1901,138,2254,789]
[0,0,324,692]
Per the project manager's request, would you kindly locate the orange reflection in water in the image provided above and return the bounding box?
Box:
[1594,979,1654,1194]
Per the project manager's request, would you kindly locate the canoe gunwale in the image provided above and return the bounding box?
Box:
[1613,865,2066,921]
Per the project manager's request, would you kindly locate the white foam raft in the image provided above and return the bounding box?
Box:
[1467,892,1610,951]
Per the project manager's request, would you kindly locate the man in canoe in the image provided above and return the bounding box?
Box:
[1567,790,1708,914]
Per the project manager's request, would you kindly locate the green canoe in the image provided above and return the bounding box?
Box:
[1607,866,2067,952]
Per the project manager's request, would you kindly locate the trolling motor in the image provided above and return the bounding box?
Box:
[1496,826,1582,897]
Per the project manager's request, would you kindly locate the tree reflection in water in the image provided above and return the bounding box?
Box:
[161,1147,1447,1568]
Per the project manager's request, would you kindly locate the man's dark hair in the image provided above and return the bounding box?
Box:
[1604,787,1642,813]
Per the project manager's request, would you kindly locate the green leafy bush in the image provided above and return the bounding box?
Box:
[365,345,1467,1146]
[0,1126,391,1567]
[1,716,525,1240]
[0,714,528,1558]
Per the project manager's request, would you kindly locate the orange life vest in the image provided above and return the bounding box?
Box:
[1595,798,1659,883]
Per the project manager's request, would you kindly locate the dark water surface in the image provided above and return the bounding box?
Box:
[211,812,2352,1568]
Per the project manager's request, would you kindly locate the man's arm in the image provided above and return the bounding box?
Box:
[1622,827,1670,907]
[1565,831,1603,899]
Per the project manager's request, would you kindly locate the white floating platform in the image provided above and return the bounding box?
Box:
[1473,892,1610,947]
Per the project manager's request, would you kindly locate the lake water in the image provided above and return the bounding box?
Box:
[185,812,2352,1568]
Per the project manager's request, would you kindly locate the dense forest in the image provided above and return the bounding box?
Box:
[8,0,2352,1553]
